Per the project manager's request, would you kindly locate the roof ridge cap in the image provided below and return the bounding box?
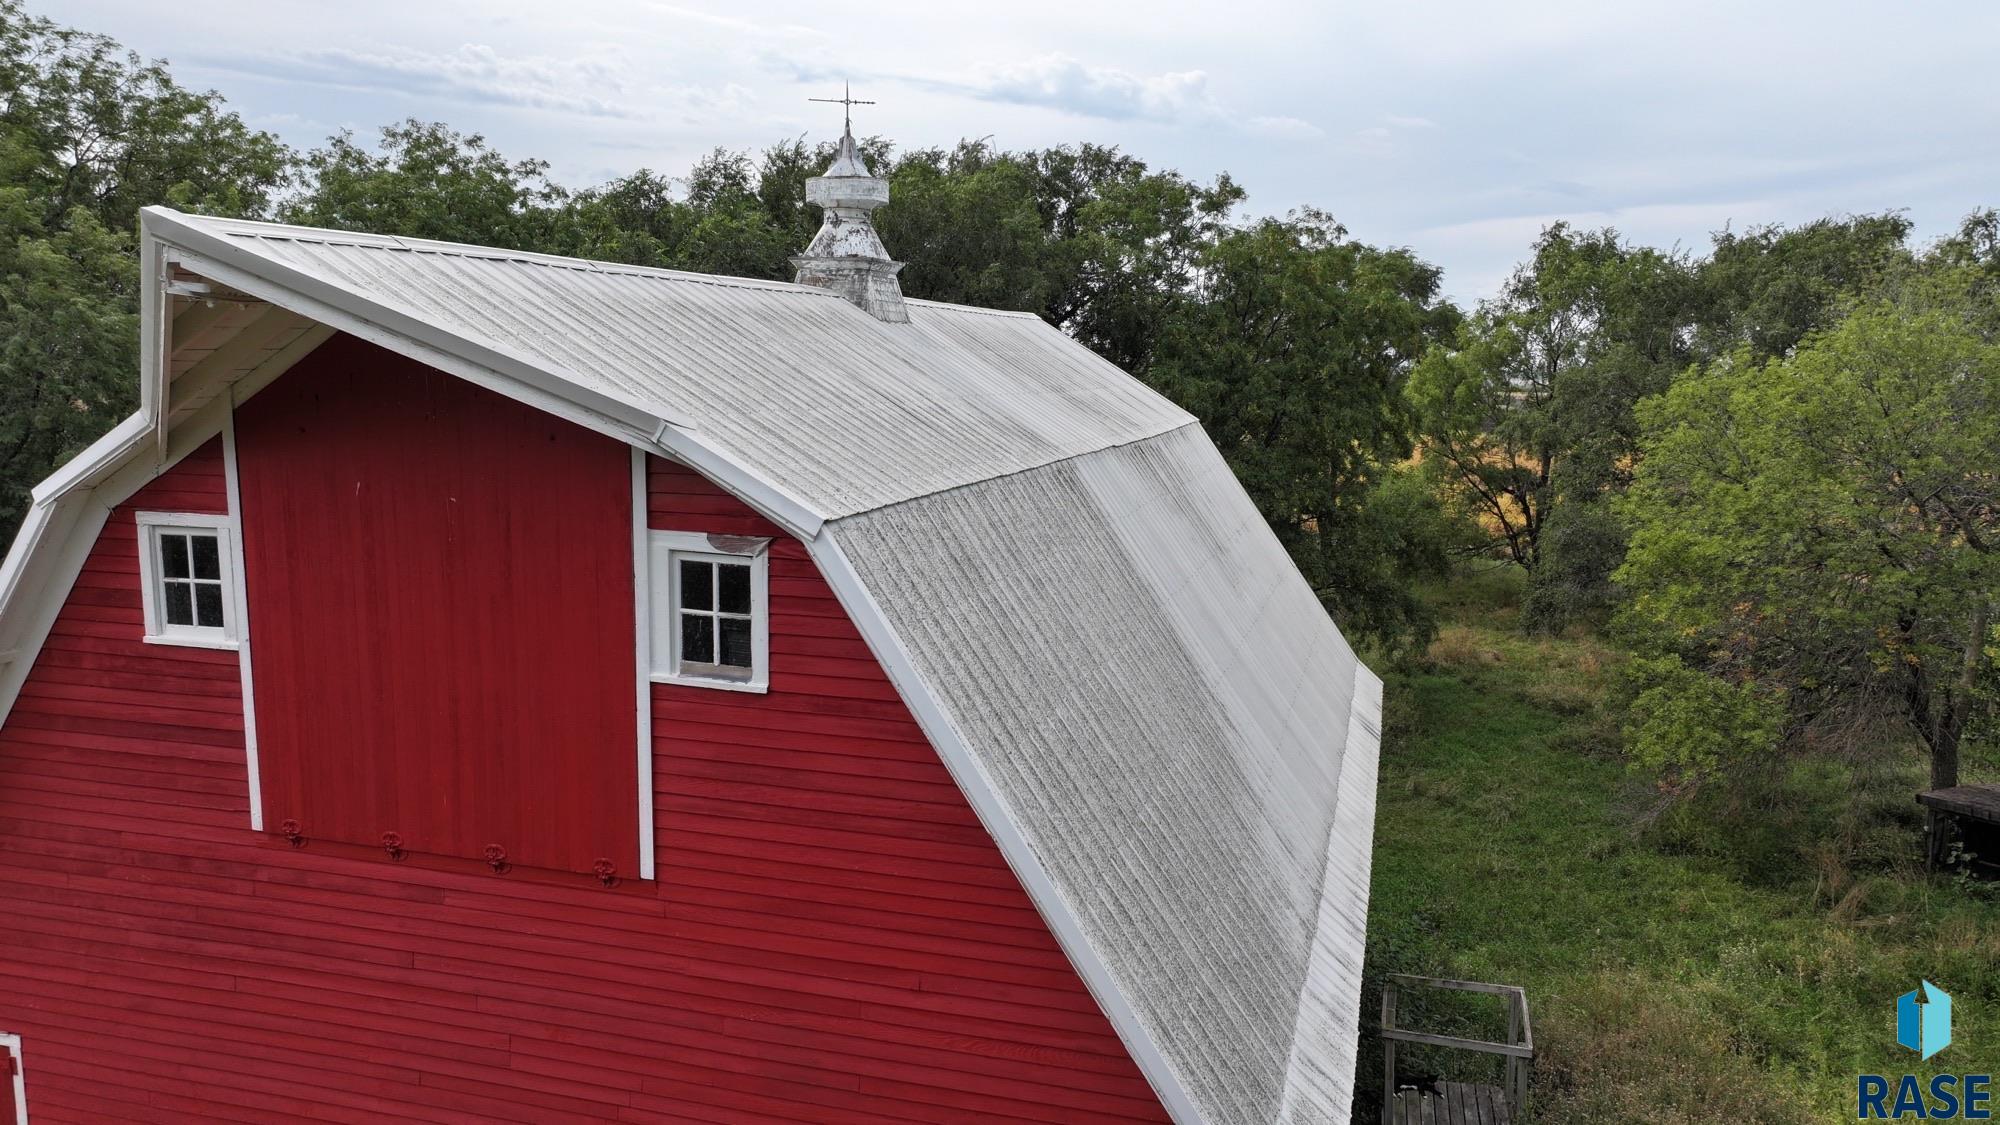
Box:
[169,211,848,299]
[824,419,1202,521]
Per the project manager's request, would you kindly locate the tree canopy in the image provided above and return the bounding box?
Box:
[1153,211,1461,646]
[4,0,1997,697]
[0,0,285,532]
[1616,268,1999,860]
[1408,223,1698,628]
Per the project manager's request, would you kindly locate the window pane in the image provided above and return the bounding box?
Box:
[679,559,712,610]
[718,562,751,614]
[191,534,221,580]
[681,612,714,663]
[195,582,225,628]
[164,581,194,626]
[719,616,752,668]
[161,533,190,579]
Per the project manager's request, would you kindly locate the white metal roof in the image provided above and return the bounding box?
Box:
[0,209,1382,1124]
[155,213,1192,521]
[833,425,1382,1122]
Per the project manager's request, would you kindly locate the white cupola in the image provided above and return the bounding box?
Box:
[792,87,908,323]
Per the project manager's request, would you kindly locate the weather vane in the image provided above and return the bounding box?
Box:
[808,82,874,133]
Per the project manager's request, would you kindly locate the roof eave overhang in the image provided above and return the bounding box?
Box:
[139,207,827,542]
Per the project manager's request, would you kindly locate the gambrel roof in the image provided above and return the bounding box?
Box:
[0,209,1382,1124]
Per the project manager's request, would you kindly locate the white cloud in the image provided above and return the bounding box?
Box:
[949,53,1222,123]
[294,44,642,117]
[62,0,2000,303]
[218,42,757,124]
[925,53,1328,143]
[644,3,821,39]
[1245,115,1325,140]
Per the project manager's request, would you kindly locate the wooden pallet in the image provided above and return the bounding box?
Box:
[1388,1081,1512,1124]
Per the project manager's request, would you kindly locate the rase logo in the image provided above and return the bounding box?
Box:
[1902,981,1954,1061]
[1859,981,1992,1120]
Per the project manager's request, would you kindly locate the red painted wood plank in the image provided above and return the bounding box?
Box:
[234,334,638,877]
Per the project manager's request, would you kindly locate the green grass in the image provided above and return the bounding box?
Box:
[1356,567,2000,1123]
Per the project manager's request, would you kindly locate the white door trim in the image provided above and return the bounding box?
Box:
[1,1032,26,1125]
[631,447,657,881]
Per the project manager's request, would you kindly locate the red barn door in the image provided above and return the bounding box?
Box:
[233,333,640,877]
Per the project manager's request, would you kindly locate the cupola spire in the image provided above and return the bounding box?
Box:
[793,85,908,323]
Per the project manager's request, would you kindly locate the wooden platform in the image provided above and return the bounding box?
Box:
[1917,784,2000,822]
[1389,1082,1512,1124]
[1380,975,1531,1125]
[1919,784,2000,874]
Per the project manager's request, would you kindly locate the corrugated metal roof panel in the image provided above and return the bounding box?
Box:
[830,424,1381,1123]
[201,222,1191,520]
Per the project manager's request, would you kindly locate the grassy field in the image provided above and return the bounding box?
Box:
[1355,568,2000,1123]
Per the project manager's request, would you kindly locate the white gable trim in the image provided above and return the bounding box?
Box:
[0,400,229,733]
[144,207,678,436]
[143,210,826,542]
[0,329,327,819]
[807,529,1204,1125]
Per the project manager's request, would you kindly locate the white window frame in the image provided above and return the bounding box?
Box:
[648,530,769,693]
[135,511,241,650]
[1,1032,24,1125]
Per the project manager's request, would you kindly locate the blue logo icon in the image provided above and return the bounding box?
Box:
[1900,981,1953,1060]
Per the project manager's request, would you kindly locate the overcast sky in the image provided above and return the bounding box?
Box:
[61,0,2000,301]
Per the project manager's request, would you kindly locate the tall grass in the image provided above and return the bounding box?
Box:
[1355,567,2000,1122]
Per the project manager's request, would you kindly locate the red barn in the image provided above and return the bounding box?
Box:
[0,127,1382,1124]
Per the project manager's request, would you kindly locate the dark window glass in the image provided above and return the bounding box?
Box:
[679,559,712,610]
[161,534,190,579]
[192,534,221,580]
[164,581,194,626]
[681,613,714,663]
[195,583,225,628]
[719,617,752,667]
[718,563,751,614]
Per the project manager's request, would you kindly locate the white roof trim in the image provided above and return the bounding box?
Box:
[145,208,689,434]
[144,209,828,541]
[169,212,848,295]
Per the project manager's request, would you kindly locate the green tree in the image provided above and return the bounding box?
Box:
[1694,213,1914,361]
[1059,155,1241,374]
[878,140,1052,313]
[1616,274,2000,862]
[283,120,567,250]
[1408,224,1696,629]
[1151,211,1461,650]
[0,0,288,534]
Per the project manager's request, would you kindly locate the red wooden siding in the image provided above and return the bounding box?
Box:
[0,381,1168,1121]
[233,334,638,877]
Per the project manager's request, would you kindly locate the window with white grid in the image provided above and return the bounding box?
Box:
[648,531,769,692]
[135,512,240,649]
